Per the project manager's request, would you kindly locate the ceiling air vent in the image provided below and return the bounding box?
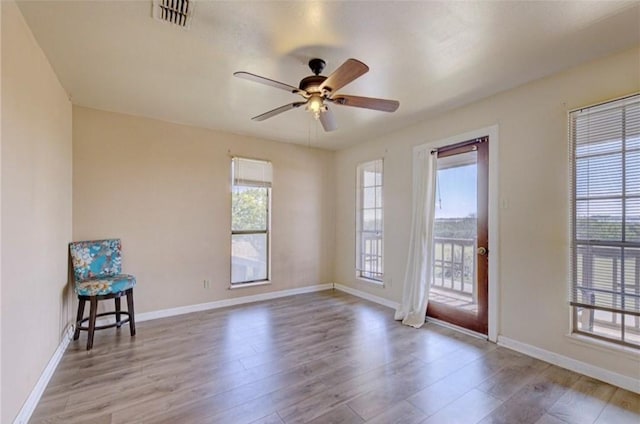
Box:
[152,0,193,29]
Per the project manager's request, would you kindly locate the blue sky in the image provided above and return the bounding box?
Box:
[435,164,477,219]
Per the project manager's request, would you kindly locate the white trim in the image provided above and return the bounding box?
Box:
[13,326,74,424]
[333,283,399,310]
[229,280,271,290]
[487,125,499,343]
[498,336,640,394]
[355,277,384,286]
[414,125,500,342]
[427,317,488,341]
[135,284,333,322]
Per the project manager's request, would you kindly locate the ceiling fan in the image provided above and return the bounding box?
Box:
[233,58,400,132]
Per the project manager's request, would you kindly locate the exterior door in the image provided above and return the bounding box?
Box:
[427,138,489,334]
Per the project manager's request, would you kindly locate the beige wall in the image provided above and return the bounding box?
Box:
[1,1,73,422]
[334,47,640,379]
[72,107,335,314]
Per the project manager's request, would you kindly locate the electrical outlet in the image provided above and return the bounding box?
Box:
[203,279,211,289]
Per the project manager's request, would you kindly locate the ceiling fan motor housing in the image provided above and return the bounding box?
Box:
[299,75,327,94]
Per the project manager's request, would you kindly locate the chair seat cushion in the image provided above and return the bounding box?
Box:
[75,274,136,296]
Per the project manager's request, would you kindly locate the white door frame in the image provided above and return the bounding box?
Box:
[414,124,499,342]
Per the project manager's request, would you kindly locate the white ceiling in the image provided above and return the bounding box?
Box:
[16,1,640,150]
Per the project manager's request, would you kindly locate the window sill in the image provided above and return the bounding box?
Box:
[565,333,640,361]
[356,277,384,287]
[229,280,271,290]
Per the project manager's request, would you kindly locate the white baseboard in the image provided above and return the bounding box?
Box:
[136,283,334,322]
[333,283,399,310]
[13,326,74,424]
[498,336,640,394]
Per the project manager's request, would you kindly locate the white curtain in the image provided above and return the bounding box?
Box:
[394,148,437,328]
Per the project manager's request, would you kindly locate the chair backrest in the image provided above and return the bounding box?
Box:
[69,239,122,282]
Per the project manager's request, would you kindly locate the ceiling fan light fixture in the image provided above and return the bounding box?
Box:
[306,95,324,114]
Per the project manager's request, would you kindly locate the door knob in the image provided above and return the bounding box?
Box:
[477,246,488,256]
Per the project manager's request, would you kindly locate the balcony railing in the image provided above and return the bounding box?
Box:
[431,237,477,303]
[576,245,640,340]
[358,231,383,281]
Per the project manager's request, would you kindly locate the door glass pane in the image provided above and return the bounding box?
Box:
[231,233,267,283]
[429,151,478,313]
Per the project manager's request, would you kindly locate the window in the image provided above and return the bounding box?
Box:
[356,159,384,282]
[570,94,640,347]
[231,157,271,285]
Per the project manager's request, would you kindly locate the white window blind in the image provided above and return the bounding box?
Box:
[232,157,272,187]
[570,94,640,345]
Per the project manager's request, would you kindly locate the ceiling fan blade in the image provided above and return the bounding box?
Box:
[234,71,303,95]
[252,102,306,121]
[319,107,337,132]
[332,95,399,112]
[319,59,369,93]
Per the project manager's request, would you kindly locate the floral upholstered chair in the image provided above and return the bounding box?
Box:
[69,239,136,350]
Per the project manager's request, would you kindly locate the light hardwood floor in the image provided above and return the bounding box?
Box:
[30,290,639,424]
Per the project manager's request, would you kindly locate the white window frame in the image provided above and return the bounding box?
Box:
[231,157,272,286]
[569,94,640,348]
[356,159,384,283]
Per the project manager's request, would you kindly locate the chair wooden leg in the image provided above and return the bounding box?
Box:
[126,289,136,336]
[73,297,85,340]
[87,297,98,350]
[115,296,122,328]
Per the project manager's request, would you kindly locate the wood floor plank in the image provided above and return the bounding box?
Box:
[278,357,421,424]
[478,365,582,424]
[306,404,364,424]
[547,376,617,424]
[248,412,285,424]
[533,413,569,424]
[346,344,492,420]
[27,291,640,424]
[364,400,427,424]
[115,357,334,423]
[405,347,520,417]
[594,388,640,424]
[476,354,552,401]
[421,388,503,424]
